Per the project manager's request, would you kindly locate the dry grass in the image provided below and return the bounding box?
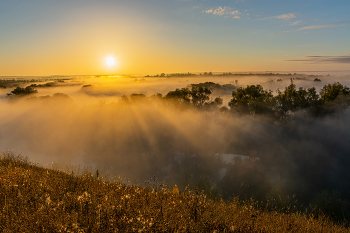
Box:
[0,153,349,233]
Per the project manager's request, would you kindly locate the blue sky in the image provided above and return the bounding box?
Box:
[0,0,349,75]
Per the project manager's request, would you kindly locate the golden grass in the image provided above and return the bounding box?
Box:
[0,155,349,232]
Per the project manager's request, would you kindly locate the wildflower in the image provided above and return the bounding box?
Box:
[77,191,91,203]
[72,223,79,229]
[172,185,179,195]
[46,196,52,206]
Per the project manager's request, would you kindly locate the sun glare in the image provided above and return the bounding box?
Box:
[106,57,115,66]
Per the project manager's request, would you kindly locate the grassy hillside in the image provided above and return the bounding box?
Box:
[0,153,349,232]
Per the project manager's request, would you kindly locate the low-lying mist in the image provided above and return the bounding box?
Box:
[1,73,350,209]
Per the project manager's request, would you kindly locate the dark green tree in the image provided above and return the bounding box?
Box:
[320,82,350,112]
[228,85,274,115]
[320,82,350,102]
[275,82,298,116]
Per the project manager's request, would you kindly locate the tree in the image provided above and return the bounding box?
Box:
[228,85,274,115]
[7,86,38,98]
[190,85,212,109]
[275,82,298,116]
[320,83,350,112]
[165,88,191,107]
[214,97,223,106]
[320,82,350,102]
[119,95,130,104]
[274,82,326,118]
[203,97,223,111]
[130,93,146,101]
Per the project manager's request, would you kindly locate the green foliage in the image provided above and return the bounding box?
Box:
[228,81,350,120]
[164,81,350,117]
[320,83,350,102]
[228,85,274,115]
[275,83,324,118]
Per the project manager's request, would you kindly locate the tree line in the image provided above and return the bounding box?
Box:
[6,81,350,120]
[228,81,350,121]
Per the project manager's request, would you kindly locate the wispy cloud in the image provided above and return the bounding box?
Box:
[285,55,350,64]
[298,23,347,31]
[262,13,296,21]
[204,6,241,18]
[290,20,302,26]
[274,13,296,20]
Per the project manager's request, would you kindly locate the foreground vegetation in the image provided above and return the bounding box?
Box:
[1,152,349,232]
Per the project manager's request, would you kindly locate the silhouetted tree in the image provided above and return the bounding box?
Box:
[7,86,38,98]
[275,82,298,117]
[130,93,146,102]
[214,97,223,106]
[165,88,192,108]
[190,85,212,109]
[228,85,274,115]
[119,95,130,104]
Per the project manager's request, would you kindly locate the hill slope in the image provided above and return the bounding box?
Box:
[0,153,349,232]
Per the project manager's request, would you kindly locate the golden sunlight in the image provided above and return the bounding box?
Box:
[106,57,116,66]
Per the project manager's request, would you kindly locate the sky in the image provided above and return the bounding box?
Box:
[0,0,349,76]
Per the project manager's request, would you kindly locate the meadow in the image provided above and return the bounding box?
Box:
[1,151,350,232]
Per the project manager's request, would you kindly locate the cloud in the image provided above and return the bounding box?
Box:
[262,13,296,21]
[298,23,347,30]
[290,20,302,26]
[274,13,296,20]
[204,6,241,18]
[285,54,350,64]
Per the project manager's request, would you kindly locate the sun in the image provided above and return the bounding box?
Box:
[106,57,115,66]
